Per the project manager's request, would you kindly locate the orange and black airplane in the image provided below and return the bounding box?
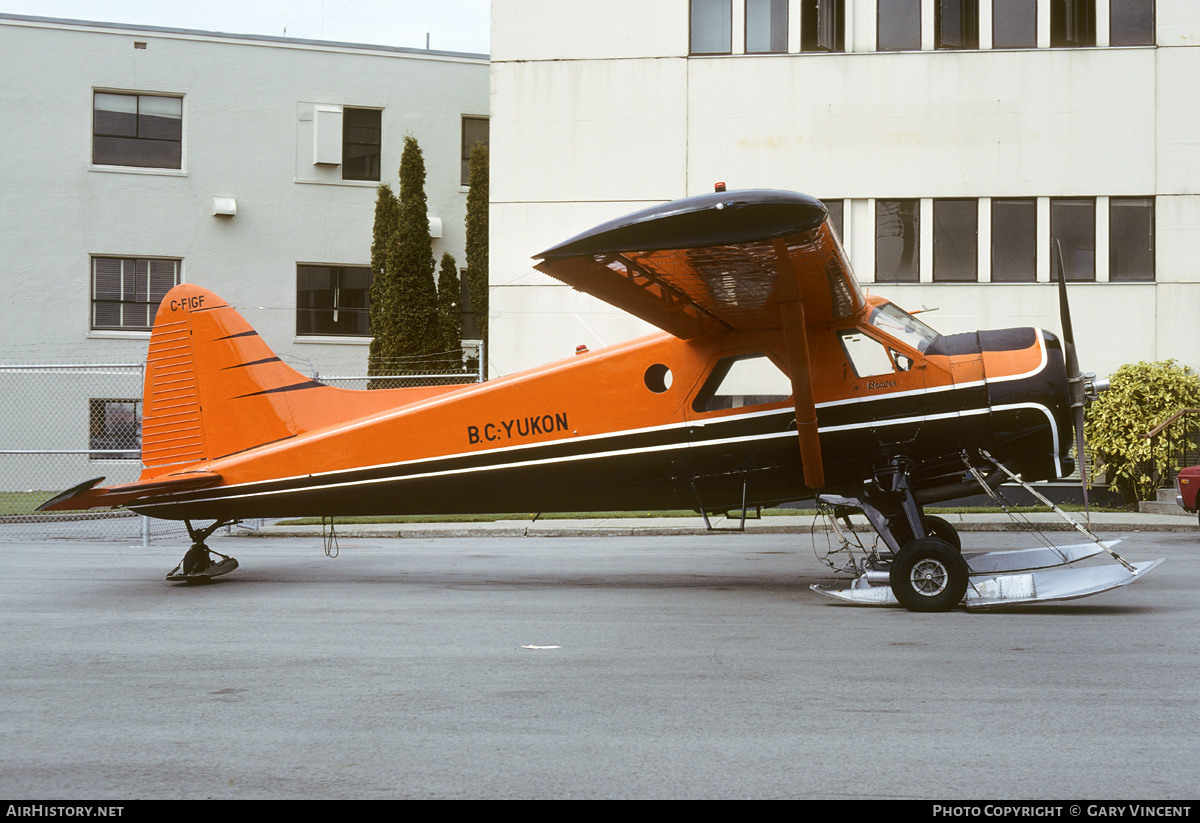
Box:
[40,188,1159,610]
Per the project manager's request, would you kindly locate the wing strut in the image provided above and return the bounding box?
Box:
[774,239,825,490]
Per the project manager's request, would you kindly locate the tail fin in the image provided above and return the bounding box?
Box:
[140,284,448,479]
[141,285,321,474]
[40,284,461,511]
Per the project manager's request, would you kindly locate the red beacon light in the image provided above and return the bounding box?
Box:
[714,181,726,192]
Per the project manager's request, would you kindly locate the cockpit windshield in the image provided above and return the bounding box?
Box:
[869,303,940,353]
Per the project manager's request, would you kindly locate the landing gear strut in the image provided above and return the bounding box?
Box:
[166,520,240,583]
[818,457,967,612]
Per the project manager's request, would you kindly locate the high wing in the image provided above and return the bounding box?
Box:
[533,189,864,338]
[533,188,866,488]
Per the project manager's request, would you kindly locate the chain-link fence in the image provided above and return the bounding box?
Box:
[1136,413,1200,490]
[0,345,483,541]
[322,342,484,390]
[0,362,185,541]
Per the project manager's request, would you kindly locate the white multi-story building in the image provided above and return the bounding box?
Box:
[489,0,1199,383]
[0,13,488,366]
[0,13,487,488]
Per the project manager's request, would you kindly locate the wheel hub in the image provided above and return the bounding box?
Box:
[910,558,948,596]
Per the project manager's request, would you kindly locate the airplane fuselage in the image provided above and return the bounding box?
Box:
[125,296,1071,521]
[39,188,1146,611]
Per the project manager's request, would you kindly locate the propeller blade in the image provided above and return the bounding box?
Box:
[1054,239,1076,349]
[1055,239,1091,524]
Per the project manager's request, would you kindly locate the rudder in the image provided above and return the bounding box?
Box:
[141,285,324,477]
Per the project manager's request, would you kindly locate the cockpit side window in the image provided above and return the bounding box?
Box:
[692,353,792,413]
[839,331,896,378]
[869,303,939,353]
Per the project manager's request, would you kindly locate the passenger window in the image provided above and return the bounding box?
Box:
[692,353,792,413]
[840,331,896,378]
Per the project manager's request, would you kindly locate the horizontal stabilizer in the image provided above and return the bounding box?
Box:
[36,477,106,512]
[47,283,470,513]
[38,472,223,512]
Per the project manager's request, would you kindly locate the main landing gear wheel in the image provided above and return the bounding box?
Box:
[889,537,969,612]
[923,515,961,551]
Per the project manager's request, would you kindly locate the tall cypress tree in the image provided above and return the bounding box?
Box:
[391,135,439,367]
[367,183,399,377]
[465,142,489,358]
[436,251,462,369]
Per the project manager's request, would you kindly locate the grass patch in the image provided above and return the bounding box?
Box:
[0,491,57,517]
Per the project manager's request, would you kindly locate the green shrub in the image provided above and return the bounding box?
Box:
[1084,359,1200,503]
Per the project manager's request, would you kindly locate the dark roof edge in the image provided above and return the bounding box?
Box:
[0,12,490,60]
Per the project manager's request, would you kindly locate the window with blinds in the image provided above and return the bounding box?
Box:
[91,257,181,331]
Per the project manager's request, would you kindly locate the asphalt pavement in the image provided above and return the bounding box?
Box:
[2,515,1196,799]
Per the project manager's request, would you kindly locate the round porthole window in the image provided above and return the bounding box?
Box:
[644,363,672,393]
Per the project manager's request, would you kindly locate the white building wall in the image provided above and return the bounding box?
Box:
[0,15,487,371]
[0,15,487,489]
[490,0,1200,382]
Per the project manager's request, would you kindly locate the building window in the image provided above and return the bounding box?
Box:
[822,199,845,241]
[91,257,180,331]
[802,0,845,51]
[342,108,381,181]
[933,199,978,281]
[937,1,979,49]
[89,399,141,460]
[296,265,373,336]
[92,92,182,169]
[991,198,1037,282]
[992,0,1038,48]
[746,0,788,53]
[1110,0,1154,47]
[311,105,380,181]
[1050,0,1095,47]
[461,116,489,186]
[876,200,920,282]
[1110,197,1154,282]
[1050,198,1095,281]
[691,0,732,54]
[878,0,922,51]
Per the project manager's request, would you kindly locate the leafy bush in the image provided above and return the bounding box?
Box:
[1084,359,1200,502]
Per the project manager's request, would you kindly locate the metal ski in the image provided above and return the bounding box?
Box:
[809,450,1163,610]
